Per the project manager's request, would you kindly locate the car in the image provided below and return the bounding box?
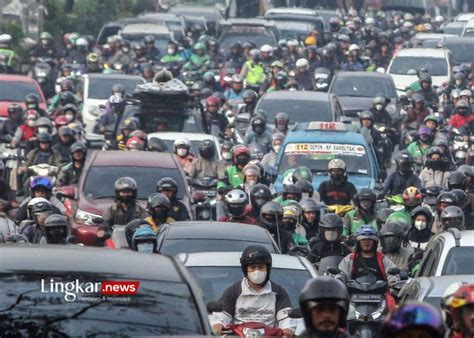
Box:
[328,71,400,121]
[273,20,316,41]
[455,13,474,22]
[169,5,223,31]
[120,23,173,55]
[441,21,466,36]
[263,7,325,35]
[156,221,281,256]
[218,19,277,57]
[440,36,474,64]
[0,245,212,336]
[147,132,222,160]
[75,73,145,142]
[0,74,47,119]
[71,151,191,246]
[179,251,317,334]
[462,18,474,37]
[273,121,383,193]
[411,33,456,48]
[398,275,474,310]
[416,229,474,277]
[381,0,437,13]
[136,12,187,41]
[387,47,453,96]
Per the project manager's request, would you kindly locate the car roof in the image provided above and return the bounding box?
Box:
[89,150,178,168]
[414,33,456,40]
[178,251,310,270]
[147,132,219,143]
[121,23,170,35]
[220,18,275,27]
[166,221,271,241]
[265,7,319,16]
[138,12,183,23]
[436,229,474,247]
[394,47,449,57]
[83,73,145,81]
[0,245,183,282]
[284,126,368,146]
[456,13,474,22]
[334,71,392,79]
[261,90,330,102]
[443,36,474,44]
[0,74,39,82]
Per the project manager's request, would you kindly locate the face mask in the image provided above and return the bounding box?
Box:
[456,80,463,86]
[273,145,281,153]
[360,200,373,211]
[414,220,427,231]
[137,242,154,253]
[419,134,430,142]
[375,104,384,111]
[248,270,267,284]
[324,230,338,241]
[38,127,48,134]
[331,174,344,183]
[27,120,35,127]
[176,148,188,157]
[122,47,129,53]
[222,151,232,160]
[246,179,257,187]
[253,125,264,134]
[167,48,175,55]
[276,124,287,132]
[65,113,74,122]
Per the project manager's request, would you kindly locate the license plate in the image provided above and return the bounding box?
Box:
[352,294,382,302]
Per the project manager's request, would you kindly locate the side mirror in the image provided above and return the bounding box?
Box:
[289,308,303,319]
[236,113,250,124]
[104,131,113,141]
[378,170,387,181]
[327,267,340,275]
[56,186,76,200]
[387,267,400,276]
[207,300,223,313]
[400,270,409,281]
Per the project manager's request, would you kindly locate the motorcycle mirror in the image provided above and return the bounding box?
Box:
[207,300,223,313]
[236,113,250,124]
[288,308,303,319]
[338,116,353,124]
[56,186,76,200]
[378,170,387,181]
[327,267,340,275]
[387,267,400,275]
[400,270,409,281]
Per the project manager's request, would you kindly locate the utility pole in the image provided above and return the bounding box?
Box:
[0,0,4,32]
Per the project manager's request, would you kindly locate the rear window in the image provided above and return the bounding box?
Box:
[88,77,143,100]
[463,28,474,37]
[443,40,474,63]
[0,273,205,335]
[219,31,275,56]
[331,76,396,98]
[0,81,41,102]
[389,56,448,76]
[83,166,185,200]
[160,239,275,256]
[257,98,332,123]
[442,247,474,275]
[97,25,122,45]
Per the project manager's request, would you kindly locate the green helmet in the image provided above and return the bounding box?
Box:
[193,42,206,51]
[40,32,53,40]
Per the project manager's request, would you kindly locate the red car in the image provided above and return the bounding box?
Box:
[0,74,47,117]
[70,150,192,246]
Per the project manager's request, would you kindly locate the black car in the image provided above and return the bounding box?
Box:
[441,36,474,64]
[0,245,212,336]
[156,221,281,256]
[263,8,325,36]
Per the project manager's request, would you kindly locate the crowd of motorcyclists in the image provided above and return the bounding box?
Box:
[1,2,474,337]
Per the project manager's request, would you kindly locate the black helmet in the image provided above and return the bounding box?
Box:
[295,180,314,199]
[44,214,68,244]
[353,188,376,211]
[250,184,272,211]
[251,115,267,135]
[148,137,168,152]
[359,110,374,121]
[70,141,87,156]
[260,201,283,229]
[292,166,313,183]
[114,177,137,201]
[440,205,465,231]
[376,207,394,228]
[37,132,52,143]
[240,245,272,281]
[419,72,432,83]
[458,164,474,178]
[8,103,22,115]
[248,143,266,161]
[412,93,425,105]
[144,35,155,44]
[299,277,349,332]
[396,151,414,174]
[242,89,258,104]
[447,171,467,190]
[156,177,178,196]
[25,93,40,109]
[372,95,387,108]
[300,197,320,213]
[450,189,468,210]
[318,213,343,242]
[199,139,215,159]
[380,221,404,253]
[283,185,302,202]
[59,91,75,106]
[147,192,170,223]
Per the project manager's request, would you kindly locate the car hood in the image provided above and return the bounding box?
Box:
[0,101,47,117]
[337,96,373,116]
[274,175,375,193]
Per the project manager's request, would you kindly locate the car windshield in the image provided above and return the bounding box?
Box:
[463,28,474,37]
[257,98,331,123]
[331,76,396,98]
[220,31,275,56]
[0,81,41,102]
[160,239,275,256]
[442,25,464,35]
[83,166,185,200]
[188,266,311,306]
[442,247,474,275]
[98,25,122,45]
[121,34,169,55]
[275,21,313,40]
[443,40,474,63]
[278,142,370,176]
[0,273,204,335]
[389,56,448,76]
[88,77,144,100]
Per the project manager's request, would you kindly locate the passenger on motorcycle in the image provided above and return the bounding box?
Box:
[52,126,75,163]
[116,118,138,151]
[219,189,256,225]
[244,113,272,148]
[282,203,308,245]
[299,198,322,240]
[18,197,53,243]
[25,93,47,117]
[440,205,466,232]
[261,132,284,169]
[416,73,438,107]
[299,276,350,338]
[1,103,23,142]
[383,151,422,196]
[189,139,225,181]
[239,89,258,116]
[403,94,431,128]
[273,112,290,135]
[295,58,315,90]
[318,159,357,206]
[131,225,158,253]
[23,133,63,172]
[156,177,190,221]
[11,110,37,147]
[419,146,452,187]
[239,163,261,195]
[225,41,245,68]
[43,214,68,244]
[211,245,295,336]
[274,185,302,205]
[444,284,474,338]
[259,201,292,253]
[219,145,251,189]
[58,141,87,187]
[449,100,474,129]
[343,188,377,238]
[30,32,58,59]
[173,137,195,174]
[379,221,413,271]
[219,140,233,166]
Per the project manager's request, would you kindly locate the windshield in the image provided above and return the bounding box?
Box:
[389,56,448,76]
[121,34,169,55]
[443,40,474,63]
[278,142,370,176]
[137,111,194,133]
[275,21,313,40]
[98,26,121,45]
[443,25,464,35]
[332,76,396,98]
[0,81,42,102]
[188,266,311,306]
[442,247,474,275]
[257,98,332,123]
[83,166,185,200]
[88,77,144,100]
[0,273,204,335]
[160,239,275,256]
[220,31,275,56]
[463,28,474,37]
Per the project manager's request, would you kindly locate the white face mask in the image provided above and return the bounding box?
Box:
[273,145,281,153]
[137,242,154,253]
[37,127,48,134]
[414,220,427,231]
[456,80,463,86]
[375,104,384,111]
[167,48,175,55]
[248,270,267,284]
[222,151,232,160]
[27,119,35,127]
[324,230,338,241]
[65,113,74,122]
[176,148,188,157]
[246,179,257,187]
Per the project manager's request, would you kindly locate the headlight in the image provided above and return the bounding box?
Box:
[36,70,47,77]
[75,209,103,225]
[371,300,386,320]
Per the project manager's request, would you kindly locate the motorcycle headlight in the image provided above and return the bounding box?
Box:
[36,70,47,77]
[371,300,386,320]
[75,209,103,225]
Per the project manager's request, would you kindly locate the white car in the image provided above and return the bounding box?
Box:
[462,18,474,37]
[77,73,144,140]
[387,47,453,96]
[147,132,222,160]
[178,251,318,334]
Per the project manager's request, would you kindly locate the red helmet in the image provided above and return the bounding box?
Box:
[54,115,69,128]
[446,284,474,313]
[233,145,250,166]
[126,137,144,151]
[129,130,147,143]
[206,96,220,107]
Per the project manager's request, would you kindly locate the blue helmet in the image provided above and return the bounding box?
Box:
[355,224,379,242]
[132,225,157,253]
[30,176,53,191]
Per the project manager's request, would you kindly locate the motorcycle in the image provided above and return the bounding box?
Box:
[221,323,284,337]
[373,123,393,169]
[0,143,26,191]
[191,177,218,221]
[327,204,353,217]
[32,57,56,98]
[451,128,471,165]
[313,67,331,92]
[317,255,343,276]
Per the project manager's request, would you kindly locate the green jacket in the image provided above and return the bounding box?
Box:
[161,53,184,64]
[0,48,16,67]
[385,208,411,226]
[244,60,265,85]
[407,141,430,159]
[343,209,377,237]
[217,165,244,190]
[292,232,309,246]
[183,53,210,71]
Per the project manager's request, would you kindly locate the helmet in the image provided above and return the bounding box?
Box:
[225,189,248,218]
[444,284,474,333]
[87,52,98,63]
[233,145,250,167]
[231,74,244,83]
[447,171,467,190]
[36,116,53,129]
[328,159,346,171]
[248,143,266,161]
[25,93,40,109]
[359,110,374,121]
[112,83,125,95]
[240,245,272,282]
[148,137,167,152]
[296,58,309,68]
[354,188,376,211]
[59,91,75,106]
[129,130,147,144]
[299,277,349,331]
[7,103,22,115]
[260,44,272,53]
[319,213,343,242]
[373,95,387,108]
[282,204,300,232]
[30,176,53,192]
[440,205,465,231]
[419,72,432,83]
[70,141,87,156]
[295,180,314,199]
[251,114,267,135]
[132,225,157,253]
[283,184,302,202]
[114,177,137,201]
[242,89,258,104]
[380,221,405,253]
[287,39,299,47]
[193,42,206,51]
[206,95,220,107]
[250,184,272,211]
[44,214,68,244]
[300,197,320,213]
[27,197,52,220]
[126,137,144,151]
[58,126,74,138]
[147,193,170,223]
[275,112,289,132]
[380,302,445,338]
[436,191,457,214]
[156,177,178,197]
[260,201,283,229]
[292,166,313,183]
[427,146,443,158]
[120,118,138,132]
[144,35,155,44]
[199,139,215,159]
[355,224,379,242]
[173,137,191,153]
[402,186,423,208]
[412,93,425,105]
[458,164,474,178]
[396,151,414,174]
[40,32,53,40]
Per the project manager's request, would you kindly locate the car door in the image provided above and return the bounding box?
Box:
[417,239,443,277]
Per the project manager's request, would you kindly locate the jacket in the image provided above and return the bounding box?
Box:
[189,157,226,181]
[381,245,414,271]
[382,171,422,196]
[101,200,148,231]
[419,167,451,187]
[343,208,377,237]
[25,148,63,168]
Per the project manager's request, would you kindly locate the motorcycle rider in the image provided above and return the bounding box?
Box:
[239,89,258,117]
[43,214,68,244]
[116,118,138,151]
[407,125,433,160]
[108,40,136,70]
[220,140,234,166]
[382,151,422,196]
[440,206,466,231]
[156,177,190,221]
[131,225,158,253]
[370,95,393,127]
[218,189,256,225]
[273,112,289,135]
[211,245,295,336]
[183,42,210,73]
[318,159,357,206]
[295,58,314,91]
[0,103,23,142]
[225,41,245,67]
[18,197,53,243]
[343,188,378,239]
[11,110,38,147]
[203,96,229,136]
[30,32,58,60]
[444,284,474,338]
[403,93,431,128]
[173,137,194,174]
[143,35,160,63]
[298,277,350,338]
[219,145,251,190]
[189,139,225,181]
[310,213,351,264]
[300,198,322,240]
[380,221,414,271]
[274,185,302,205]
[282,204,307,246]
[52,126,75,163]
[240,49,265,90]
[57,141,87,187]
[22,132,63,171]
[261,133,285,169]
[249,184,273,220]
[160,41,184,74]
[416,73,438,107]
[259,201,292,254]
[85,52,102,73]
[409,205,435,250]
[449,100,474,129]
[244,113,272,148]
[223,74,245,100]
[25,93,47,117]
[419,146,452,187]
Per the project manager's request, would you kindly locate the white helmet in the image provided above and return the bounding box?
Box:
[173,137,191,150]
[349,44,360,52]
[434,15,444,24]
[260,44,272,53]
[460,89,472,98]
[0,34,12,44]
[76,37,89,47]
[402,21,414,29]
[296,58,309,68]
[328,159,346,171]
[365,17,375,25]
[108,94,123,104]
[287,39,299,47]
